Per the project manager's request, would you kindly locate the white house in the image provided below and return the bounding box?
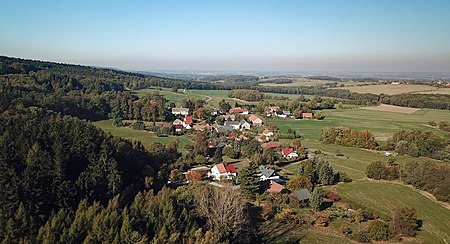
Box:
[262,129,274,137]
[208,163,237,181]
[249,115,263,126]
[239,120,251,130]
[282,147,298,159]
[258,165,280,181]
[224,120,240,130]
[171,107,189,116]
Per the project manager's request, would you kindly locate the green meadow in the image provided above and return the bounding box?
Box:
[271,108,448,141]
[334,181,450,243]
[93,119,192,148]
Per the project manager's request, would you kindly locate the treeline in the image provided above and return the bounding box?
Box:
[384,130,450,161]
[366,161,450,202]
[258,78,293,84]
[228,89,263,101]
[2,56,449,110]
[320,127,378,150]
[0,108,183,240]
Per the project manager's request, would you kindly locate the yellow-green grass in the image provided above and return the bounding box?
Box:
[281,139,446,180]
[271,108,449,141]
[132,87,323,108]
[260,78,361,88]
[334,180,450,243]
[93,119,192,147]
[335,84,439,95]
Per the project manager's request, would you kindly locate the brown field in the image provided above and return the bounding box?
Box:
[336,84,439,95]
[361,104,420,114]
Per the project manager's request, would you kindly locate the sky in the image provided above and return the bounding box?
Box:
[1,0,450,73]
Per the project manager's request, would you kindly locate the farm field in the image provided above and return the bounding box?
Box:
[334,84,439,95]
[417,87,450,95]
[271,107,449,141]
[93,119,192,147]
[333,180,450,243]
[132,87,321,107]
[260,77,363,87]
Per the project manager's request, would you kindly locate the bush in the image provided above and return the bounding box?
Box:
[368,220,391,241]
[351,230,370,243]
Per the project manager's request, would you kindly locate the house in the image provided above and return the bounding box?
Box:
[212,124,234,133]
[208,163,237,181]
[302,112,314,119]
[276,112,287,118]
[294,189,311,201]
[174,124,183,132]
[173,119,183,126]
[282,147,298,159]
[255,134,268,143]
[266,180,287,194]
[223,114,236,121]
[237,134,249,141]
[249,115,263,126]
[193,124,206,131]
[211,108,219,116]
[262,129,274,137]
[259,165,280,181]
[267,106,280,114]
[239,120,251,130]
[171,107,189,116]
[261,141,281,150]
[229,107,249,114]
[224,120,240,130]
[183,115,193,129]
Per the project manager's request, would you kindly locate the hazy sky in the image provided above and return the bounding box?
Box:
[1,0,450,72]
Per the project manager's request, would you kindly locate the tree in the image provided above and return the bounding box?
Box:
[213,148,223,164]
[366,161,389,180]
[318,162,335,185]
[310,187,327,211]
[239,162,261,199]
[368,220,391,241]
[192,131,208,156]
[171,87,178,93]
[187,171,202,183]
[287,175,312,192]
[389,208,421,237]
[218,99,231,113]
[195,186,250,242]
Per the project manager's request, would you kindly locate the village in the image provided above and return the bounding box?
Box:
[149,101,332,204]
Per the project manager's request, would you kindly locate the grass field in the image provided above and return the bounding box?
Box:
[271,107,449,141]
[281,139,446,180]
[333,180,450,243]
[93,119,192,147]
[132,87,322,107]
[335,84,440,95]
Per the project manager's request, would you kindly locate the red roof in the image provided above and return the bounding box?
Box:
[174,124,183,129]
[226,164,236,173]
[184,115,193,124]
[263,129,272,134]
[282,147,295,156]
[215,163,236,174]
[249,115,259,121]
[302,112,313,118]
[262,142,281,149]
[229,107,244,113]
[216,163,227,173]
[267,180,285,193]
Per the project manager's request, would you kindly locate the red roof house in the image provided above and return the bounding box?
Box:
[282,147,298,159]
[208,163,237,181]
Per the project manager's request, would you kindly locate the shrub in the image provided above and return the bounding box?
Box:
[368,220,391,241]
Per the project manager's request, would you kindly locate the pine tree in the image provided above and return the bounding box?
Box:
[239,162,260,199]
[213,148,223,164]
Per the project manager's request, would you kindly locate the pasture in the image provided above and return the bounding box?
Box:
[93,119,192,148]
[335,84,439,95]
[271,107,448,141]
[333,180,450,243]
